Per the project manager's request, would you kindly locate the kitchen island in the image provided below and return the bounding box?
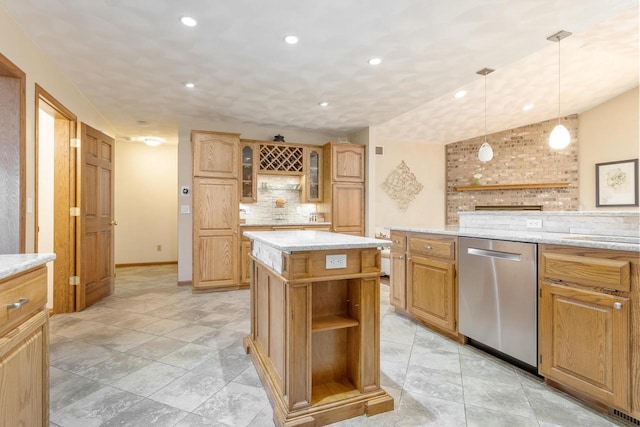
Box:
[1,253,54,426]
[242,230,393,427]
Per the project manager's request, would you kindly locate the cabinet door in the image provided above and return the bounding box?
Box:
[193,178,239,289]
[407,255,456,332]
[331,183,364,235]
[192,131,239,178]
[0,310,48,427]
[332,144,365,182]
[539,282,630,410]
[240,143,257,202]
[390,251,406,309]
[303,147,322,202]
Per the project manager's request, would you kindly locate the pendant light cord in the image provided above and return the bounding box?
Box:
[557,36,561,124]
[484,73,487,142]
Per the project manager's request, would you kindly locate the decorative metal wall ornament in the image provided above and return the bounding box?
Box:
[381,161,424,212]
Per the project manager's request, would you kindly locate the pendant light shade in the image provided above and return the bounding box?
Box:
[547,30,572,150]
[477,68,494,162]
[478,142,493,162]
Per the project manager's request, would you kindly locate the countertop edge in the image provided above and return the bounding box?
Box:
[244,230,391,253]
[387,227,639,252]
[0,253,56,281]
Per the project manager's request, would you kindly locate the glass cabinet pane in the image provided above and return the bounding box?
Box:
[309,151,319,200]
[242,146,253,199]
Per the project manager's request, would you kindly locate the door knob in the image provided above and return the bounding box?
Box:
[109,220,118,226]
[613,302,622,310]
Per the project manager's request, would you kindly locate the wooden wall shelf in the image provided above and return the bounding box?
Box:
[454,182,570,192]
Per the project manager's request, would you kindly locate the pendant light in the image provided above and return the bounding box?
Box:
[547,30,572,149]
[477,67,494,162]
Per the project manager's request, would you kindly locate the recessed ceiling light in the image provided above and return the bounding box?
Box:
[137,120,149,127]
[368,58,382,65]
[180,16,197,27]
[284,35,299,45]
[184,82,195,88]
[144,137,164,147]
[454,90,467,99]
[319,102,329,107]
[523,103,535,111]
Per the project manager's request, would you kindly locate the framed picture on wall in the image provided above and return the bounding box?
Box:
[595,158,639,207]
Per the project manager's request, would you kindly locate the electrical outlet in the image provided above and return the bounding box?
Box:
[157,245,162,251]
[526,219,543,229]
[326,254,347,269]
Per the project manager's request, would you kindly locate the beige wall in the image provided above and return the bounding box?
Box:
[373,137,446,232]
[0,5,115,252]
[578,87,639,210]
[115,141,178,265]
[177,118,339,281]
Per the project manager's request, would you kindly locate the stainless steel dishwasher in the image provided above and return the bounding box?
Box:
[458,237,537,368]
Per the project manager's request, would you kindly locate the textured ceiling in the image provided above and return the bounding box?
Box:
[0,0,637,145]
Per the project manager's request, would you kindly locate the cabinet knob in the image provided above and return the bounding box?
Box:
[613,302,623,310]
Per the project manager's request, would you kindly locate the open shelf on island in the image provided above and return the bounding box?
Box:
[454,182,570,191]
[312,315,359,332]
[311,379,360,406]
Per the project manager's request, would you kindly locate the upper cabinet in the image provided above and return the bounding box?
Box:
[191,130,239,178]
[258,142,304,174]
[303,146,322,202]
[331,143,365,182]
[240,141,258,202]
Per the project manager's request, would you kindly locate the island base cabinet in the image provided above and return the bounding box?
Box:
[245,258,393,427]
[539,282,630,412]
[0,309,49,427]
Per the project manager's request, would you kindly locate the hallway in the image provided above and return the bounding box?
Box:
[48,265,623,426]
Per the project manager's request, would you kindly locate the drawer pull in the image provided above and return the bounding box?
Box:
[425,245,432,250]
[398,256,404,260]
[394,240,401,244]
[7,297,30,310]
[613,302,622,310]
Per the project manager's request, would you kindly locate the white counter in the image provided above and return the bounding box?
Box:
[0,253,56,281]
[388,226,639,252]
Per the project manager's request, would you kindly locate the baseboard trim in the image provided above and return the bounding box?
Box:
[115,261,178,268]
[177,280,192,287]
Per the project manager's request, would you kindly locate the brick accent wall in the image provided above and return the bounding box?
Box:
[446,116,579,225]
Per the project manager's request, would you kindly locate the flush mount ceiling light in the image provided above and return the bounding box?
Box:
[477,67,495,162]
[183,82,195,88]
[523,103,535,111]
[180,16,197,27]
[284,35,299,44]
[319,101,329,107]
[454,90,467,99]
[547,30,572,150]
[368,58,382,65]
[143,137,163,147]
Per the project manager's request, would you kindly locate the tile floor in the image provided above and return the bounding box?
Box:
[48,265,626,427]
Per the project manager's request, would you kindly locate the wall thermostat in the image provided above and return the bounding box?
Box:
[181,186,190,195]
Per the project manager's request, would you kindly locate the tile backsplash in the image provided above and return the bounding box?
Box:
[240,175,317,223]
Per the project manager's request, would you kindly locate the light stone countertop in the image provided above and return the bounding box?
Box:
[0,253,56,281]
[243,230,390,253]
[388,226,640,252]
[241,221,331,227]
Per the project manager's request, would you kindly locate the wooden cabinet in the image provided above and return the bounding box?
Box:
[302,147,322,202]
[395,233,459,338]
[538,245,638,417]
[245,245,393,426]
[321,143,366,236]
[192,130,240,292]
[390,231,407,309]
[239,141,258,203]
[0,265,49,427]
[191,130,239,178]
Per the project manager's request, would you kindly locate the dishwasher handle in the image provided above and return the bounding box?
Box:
[466,247,522,261]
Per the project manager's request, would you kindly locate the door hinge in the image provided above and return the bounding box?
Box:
[539,354,542,364]
[69,276,80,286]
[70,207,80,216]
[70,138,81,148]
[539,288,542,298]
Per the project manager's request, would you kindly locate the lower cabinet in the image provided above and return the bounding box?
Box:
[538,244,638,418]
[539,281,630,410]
[406,255,456,333]
[0,266,49,426]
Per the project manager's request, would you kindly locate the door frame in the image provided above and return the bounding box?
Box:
[0,52,26,253]
[35,84,78,313]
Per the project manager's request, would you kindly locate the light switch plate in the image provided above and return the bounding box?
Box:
[326,254,347,269]
[180,205,190,214]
